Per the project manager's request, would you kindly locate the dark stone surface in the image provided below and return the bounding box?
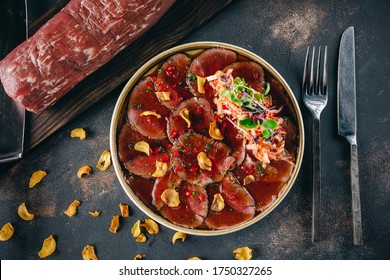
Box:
[0,0,389,260]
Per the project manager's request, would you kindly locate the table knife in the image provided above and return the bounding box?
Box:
[0,0,28,164]
[337,26,363,245]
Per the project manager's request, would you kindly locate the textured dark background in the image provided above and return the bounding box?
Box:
[0,0,389,260]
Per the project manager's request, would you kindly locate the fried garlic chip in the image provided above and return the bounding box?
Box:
[233,246,253,260]
[38,235,56,259]
[77,165,92,178]
[64,200,81,217]
[197,152,212,171]
[161,189,180,207]
[96,150,111,171]
[172,232,186,244]
[119,203,130,217]
[109,215,120,233]
[141,218,159,234]
[29,170,47,188]
[210,193,225,212]
[135,233,147,243]
[70,128,87,140]
[179,108,191,128]
[89,211,100,217]
[152,161,168,177]
[82,245,99,260]
[0,223,14,241]
[155,91,171,101]
[18,202,35,221]
[209,122,224,140]
[188,257,202,260]
[134,141,150,156]
[134,254,145,260]
[243,175,255,186]
[140,111,162,118]
[196,76,207,94]
[131,220,141,238]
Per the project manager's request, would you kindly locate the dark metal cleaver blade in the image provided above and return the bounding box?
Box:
[0,0,28,164]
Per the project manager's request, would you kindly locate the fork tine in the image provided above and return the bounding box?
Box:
[315,46,321,95]
[322,46,328,96]
[309,46,315,95]
[302,46,310,95]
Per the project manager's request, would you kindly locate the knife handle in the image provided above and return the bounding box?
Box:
[312,118,321,242]
[350,143,363,245]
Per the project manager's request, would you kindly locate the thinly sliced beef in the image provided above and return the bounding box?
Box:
[126,175,155,210]
[124,153,170,178]
[170,133,235,186]
[152,170,208,228]
[0,0,175,113]
[167,97,214,142]
[154,53,193,109]
[118,123,171,163]
[205,173,255,230]
[187,48,237,107]
[220,117,246,165]
[223,61,265,92]
[127,77,169,139]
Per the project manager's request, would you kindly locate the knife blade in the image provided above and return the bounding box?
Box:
[0,0,28,164]
[337,26,363,245]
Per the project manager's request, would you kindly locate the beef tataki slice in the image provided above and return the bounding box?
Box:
[128,77,169,140]
[154,53,193,109]
[0,0,175,113]
[167,97,214,143]
[152,170,208,228]
[186,48,237,107]
[220,117,246,166]
[124,153,170,179]
[223,61,265,92]
[170,133,235,186]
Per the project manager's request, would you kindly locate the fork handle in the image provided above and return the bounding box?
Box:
[312,118,321,242]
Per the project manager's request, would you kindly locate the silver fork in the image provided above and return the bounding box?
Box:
[302,46,328,242]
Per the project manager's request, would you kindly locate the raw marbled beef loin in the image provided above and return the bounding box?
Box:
[0,0,175,113]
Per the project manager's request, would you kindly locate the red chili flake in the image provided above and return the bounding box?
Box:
[161,154,169,163]
[199,193,206,202]
[156,80,163,87]
[175,167,183,172]
[173,150,179,157]
[151,76,157,82]
[230,163,236,169]
[145,81,153,87]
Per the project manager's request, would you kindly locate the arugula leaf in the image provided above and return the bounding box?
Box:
[262,129,271,139]
[262,119,277,129]
[239,118,257,129]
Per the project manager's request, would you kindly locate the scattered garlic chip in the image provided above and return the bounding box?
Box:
[196,76,207,94]
[96,150,111,171]
[70,128,87,140]
[89,211,100,217]
[152,161,168,177]
[17,202,35,221]
[179,107,191,128]
[29,170,47,188]
[134,254,145,260]
[209,122,224,140]
[77,165,92,178]
[141,218,159,234]
[82,245,99,260]
[161,189,180,207]
[109,215,120,233]
[188,257,202,260]
[197,152,212,171]
[172,232,186,244]
[210,193,225,212]
[155,91,171,101]
[134,141,150,156]
[233,246,253,260]
[0,223,14,241]
[119,203,130,217]
[140,111,162,118]
[64,200,81,217]
[38,235,56,259]
[132,220,141,238]
[135,233,147,243]
[243,175,255,186]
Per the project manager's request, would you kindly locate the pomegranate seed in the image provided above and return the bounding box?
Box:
[172,116,180,121]
[146,116,153,122]
[189,166,198,173]
[162,85,169,91]
[175,167,183,172]
[229,195,236,200]
[196,107,203,113]
[246,169,253,175]
[156,80,163,87]
[167,66,175,71]
[145,81,153,87]
[248,164,255,170]
[172,84,177,89]
[151,76,157,82]
[173,150,179,157]
[179,130,185,136]
[153,147,160,154]
[199,193,206,202]
[171,131,178,138]
[172,74,178,79]
[185,191,191,197]
[177,97,183,102]
[166,70,172,76]
[161,154,169,163]
[240,165,247,170]
[183,147,190,153]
